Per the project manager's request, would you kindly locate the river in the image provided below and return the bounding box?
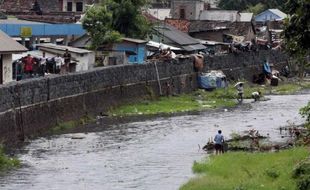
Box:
[0,94,309,190]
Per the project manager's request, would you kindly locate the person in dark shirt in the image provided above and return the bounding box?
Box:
[63,49,71,73]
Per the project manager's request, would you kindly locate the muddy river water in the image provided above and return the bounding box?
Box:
[0,94,309,190]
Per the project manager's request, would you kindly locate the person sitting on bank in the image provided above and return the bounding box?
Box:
[214,130,224,155]
[251,91,261,101]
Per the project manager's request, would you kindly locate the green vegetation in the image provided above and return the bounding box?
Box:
[109,87,240,116]
[217,0,287,13]
[82,4,122,50]
[82,0,151,50]
[0,145,20,171]
[109,81,310,116]
[50,115,95,134]
[283,0,310,78]
[181,147,309,190]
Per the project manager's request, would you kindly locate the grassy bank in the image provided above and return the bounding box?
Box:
[0,146,20,171]
[109,81,310,116]
[180,147,309,190]
[109,90,236,116]
[50,115,95,134]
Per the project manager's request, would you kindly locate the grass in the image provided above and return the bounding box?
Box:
[109,92,236,116]
[180,147,309,190]
[0,146,20,171]
[50,115,95,134]
[109,81,310,117]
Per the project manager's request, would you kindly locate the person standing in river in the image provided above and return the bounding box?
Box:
[214,130,224,155]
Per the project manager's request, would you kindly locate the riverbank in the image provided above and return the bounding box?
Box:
[109,81,310,116]
[0,146,19,172]
[180,147,309,190]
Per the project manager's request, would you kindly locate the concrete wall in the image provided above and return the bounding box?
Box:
[1,54,13,84]
[0,50,289,144]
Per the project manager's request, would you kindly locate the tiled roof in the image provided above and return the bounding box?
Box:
[165,18,191,33]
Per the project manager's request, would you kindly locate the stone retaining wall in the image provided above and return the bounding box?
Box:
[0,50,289,144]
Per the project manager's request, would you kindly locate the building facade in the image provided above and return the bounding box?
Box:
[171,0,205,20]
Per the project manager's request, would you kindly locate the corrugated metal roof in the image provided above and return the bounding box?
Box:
[37,43,93,54]
[268,9,287,19]
[199,10,239,22]
[122,38,147,44]
[240,13,253,22]
[182,44,206,51]
[0,30,28,53]
[153,24,201,46]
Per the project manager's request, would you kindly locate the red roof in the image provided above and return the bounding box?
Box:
[164,18,190,33]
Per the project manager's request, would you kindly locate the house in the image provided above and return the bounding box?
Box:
[255,9,287,22]
[171,0,205,20]
[112,38,147,64]
[189,21,256,43]
[147,8,171,20]
[199,10,241,22]
[151,24,206,53]
[240,13,254,22]
[0,0,98,13]
[0,29,27,84]
[69,34,147,65]
[36,43,95,72]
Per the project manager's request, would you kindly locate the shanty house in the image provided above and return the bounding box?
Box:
[69,35,147,65]
[255,9,287,22]
[151,24,206,53]
[37,43,95,72]
[0,30,27,84]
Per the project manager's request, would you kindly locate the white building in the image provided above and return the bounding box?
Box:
[0,30,27,84]
[61,0,98,12]
[37,44,95,72]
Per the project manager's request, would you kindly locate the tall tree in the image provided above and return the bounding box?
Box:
[82,4,122,50]
[283,0,310,77]
[109,0,151,38]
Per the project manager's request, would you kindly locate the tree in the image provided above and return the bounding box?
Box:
[109,0,152,38]
[217,0,287,13]
[283,0,310,78]
[82,0,151,50]
[246,3,265,15]
[82,4,122,50]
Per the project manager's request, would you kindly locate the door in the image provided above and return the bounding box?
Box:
[67,2,73,12]
[0,55,3,84]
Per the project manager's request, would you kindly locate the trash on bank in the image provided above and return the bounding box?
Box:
[198,70,227,90]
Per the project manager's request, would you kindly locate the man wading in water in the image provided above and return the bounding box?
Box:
[214,130,224,154]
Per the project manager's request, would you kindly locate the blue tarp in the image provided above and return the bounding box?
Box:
[263,62,271,74]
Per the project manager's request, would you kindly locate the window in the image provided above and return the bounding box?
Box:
[67,2,72,12]
[76,2,83,12]
[180,8,186,19]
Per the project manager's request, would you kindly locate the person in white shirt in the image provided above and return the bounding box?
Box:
[252,91,261,101]
[54,54,64,74]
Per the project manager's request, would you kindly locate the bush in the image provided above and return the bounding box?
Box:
[300,101,310,122]
[293,159,310,190]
